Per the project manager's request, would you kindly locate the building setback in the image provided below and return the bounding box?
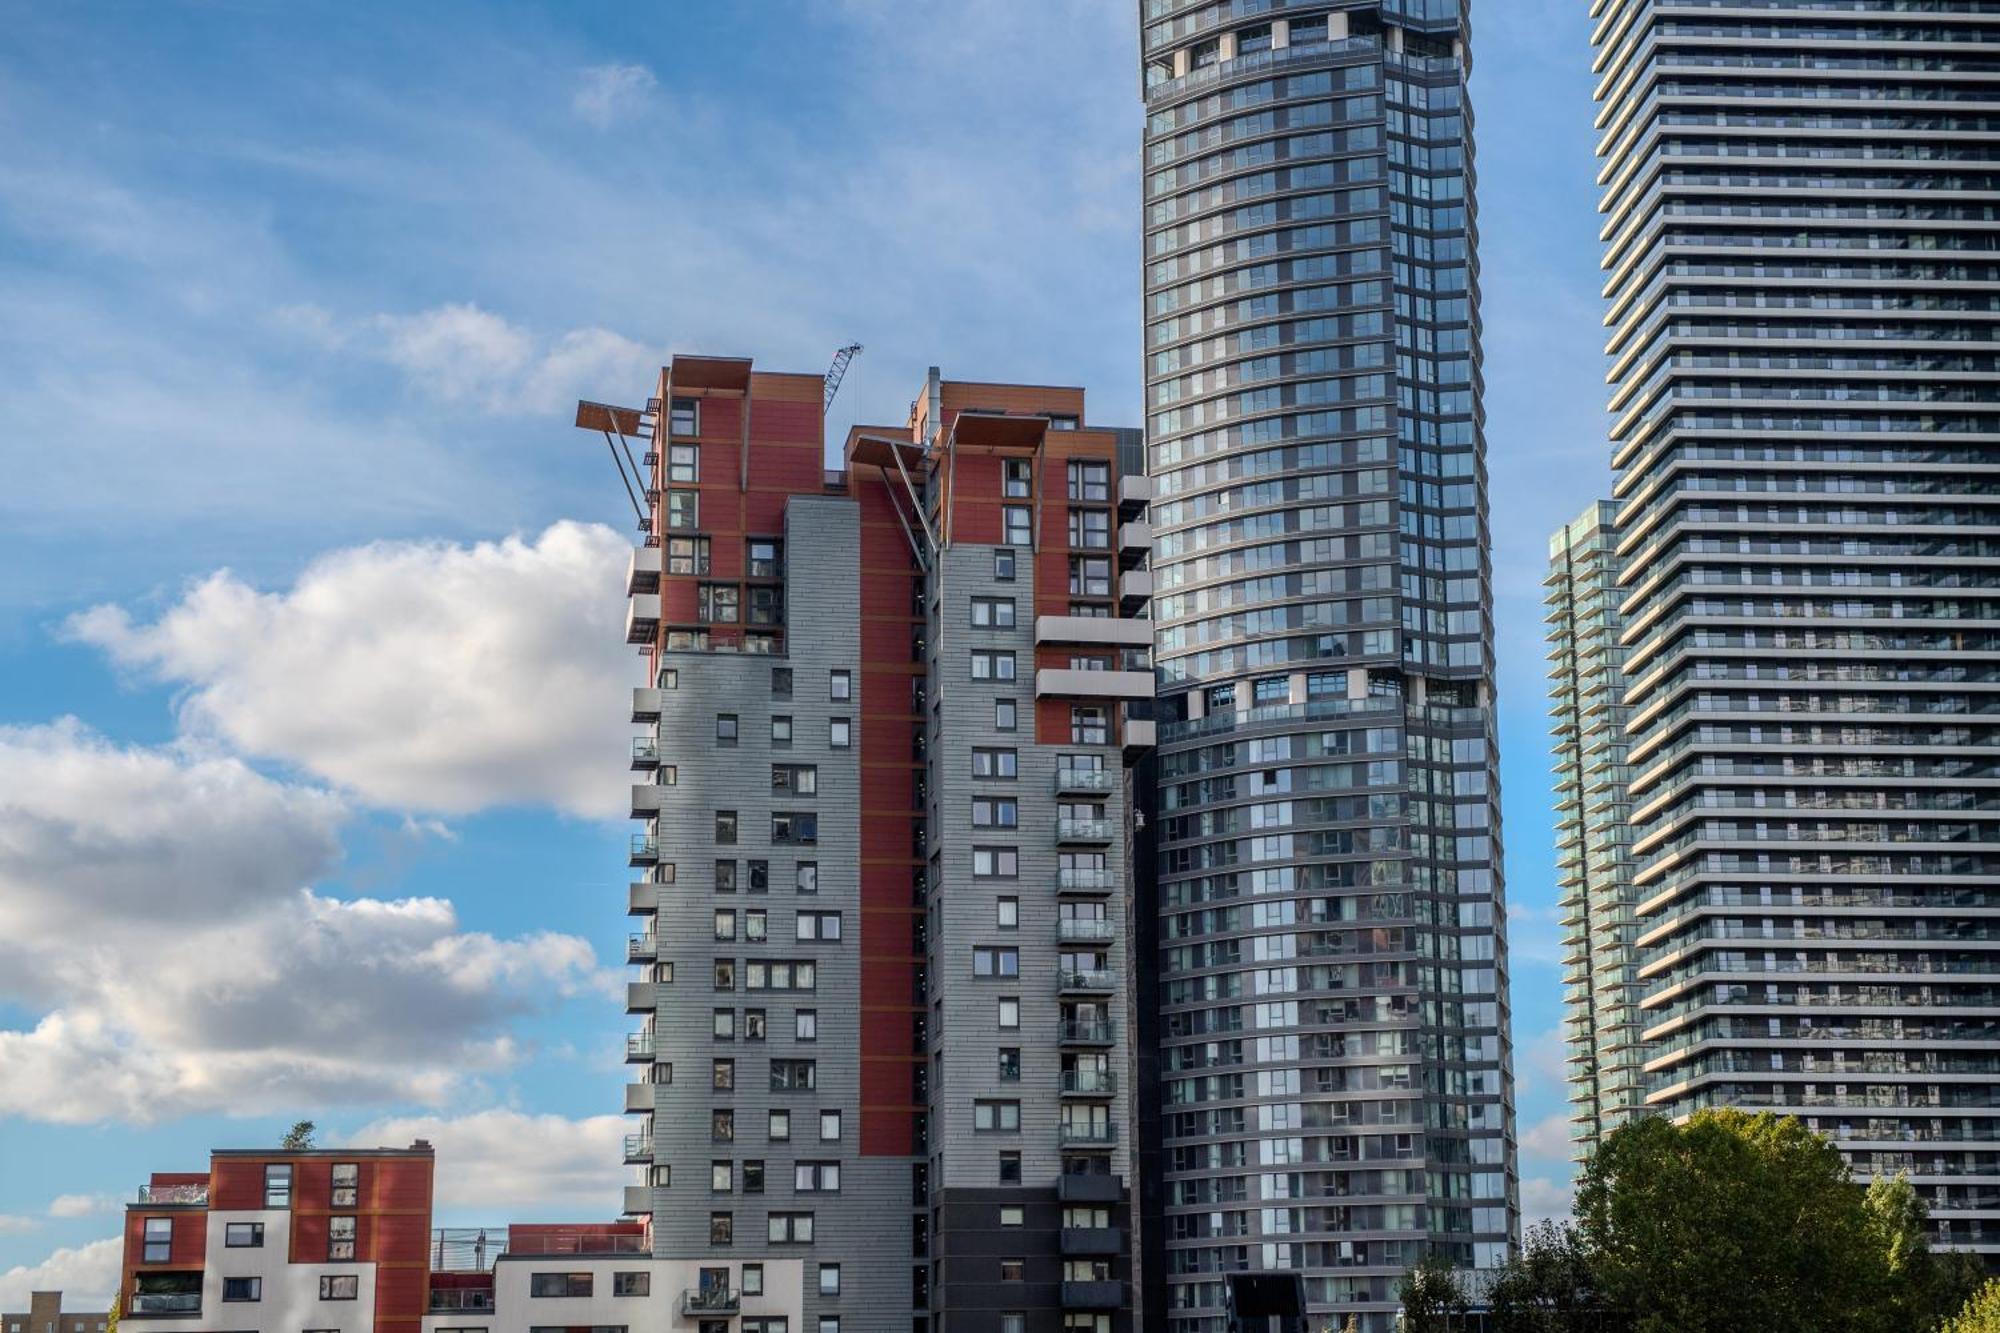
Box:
[1545,501,1643,1158]
[601,355,1154,1331]
[1585,0,2000,1255]
[1137,4,1518,1330]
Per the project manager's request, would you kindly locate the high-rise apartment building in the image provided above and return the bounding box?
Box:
[1544,502,1643,1158]
[1587,0,2000,1254]
[596,356,1153,1331]
[1137,5,1517,1329]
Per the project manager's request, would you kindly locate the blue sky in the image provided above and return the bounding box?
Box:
[0,0,1607,1303]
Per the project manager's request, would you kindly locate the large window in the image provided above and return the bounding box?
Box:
[330,1162,358,1208]
[973,848,1019,879]
[795,1162,841,1193]
[319,1276,359,1301]
[971,598,1016,628]
[1002,506,1032,546]
[796,911,841,941]
[771,812,818,845]
[1068,509,1110,549]
[768,1213,815,1244]
[223,1223,262,1249]
[530,1273,593,1299]
[1069,556,1111,597]
[264,1164,292,1208]
[1067,460,1109,502]
[669,396,699,436]
[971,650,1016,681]
[612,1272,649,1298]
[328,1215,356,1261]
[974,1100,1022,1132]
[973,797,1018,828]
[1003,460,1031,498]
[143,1218,171,1263]
[972,748,1018,779]
[973,947,1020,978]
[771,765,817,796]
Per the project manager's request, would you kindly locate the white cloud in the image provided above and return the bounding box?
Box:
[1519,1112,1574,1165]
[0,723,611,1124]
[1522,1175,1577,1228]
[0,1237,121,1311]
[344,1110,627,1215]
[0,1217,36,1235]
[67,521,636,818]
[572,64,657,129]
[45,1195,118,1219]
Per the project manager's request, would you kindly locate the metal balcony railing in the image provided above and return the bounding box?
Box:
[1055,768,1116,795]
[1057,868,1114,893]
[1058,919,1116,944]
[135,1184,208,1205]
[681,1287,740,1316]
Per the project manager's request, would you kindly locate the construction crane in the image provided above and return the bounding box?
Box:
[823,343,863,411]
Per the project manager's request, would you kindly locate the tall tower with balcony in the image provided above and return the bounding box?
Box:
[1137,4,1517,1329]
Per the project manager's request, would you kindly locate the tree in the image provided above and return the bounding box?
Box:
[1401,1253,1468,1333]
[1574,1109,1890,1333]
[1866,1174,1987,1331]
[1489,1220,1602,1332]
[1942,1283,2000,1333]
[105,1294,118,1333]
[281,1120,316,1150]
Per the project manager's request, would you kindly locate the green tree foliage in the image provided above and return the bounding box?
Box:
[1867,1174,1988,1331]
[1941,1283,2000,1333]
[1400,1253,1468,1333]
[280,1119,316,1150]
[1489,1220,1604,1332]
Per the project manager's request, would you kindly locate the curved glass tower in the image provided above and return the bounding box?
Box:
[1138,5,1517,1328]
[1592,0,2000,1256]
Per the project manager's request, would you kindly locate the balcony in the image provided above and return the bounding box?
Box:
[1118,521,1152,568]
[629,881,659,915]
[1057,818,1115,845]
[627,933,657,964]
[1057,867,1113,896]
[427,1289,495,1313]
[1058,969,1117,995]
[1061,1122,1118,1148]
[625,1032,655,1063]
[631,687,661,722]
[128,1294,201,1316]
[1118,473,1153,520]
[629,834,659,866]
[625,594,660,645]
[1036,615,1153,649]
[135,1184,207,1205]
[623,1133,652,1164]
[1121,703,1156,754]
[1061,1069,1119,1096]
[627,545,661,595]
[681,1288,740,1318]
[1064,1280,1125,1309]
[630,736,660,771]
[630,784,662,819]
[625,981,656,1014]
[1037,668,1154,702]
[1058,919,1115,944]
[621,1185,652,1217]
[1054,767,1115,796]
[624,1083,654,1113]
[1119,568,1151,615]
[1059,1173,1123,1204]
[1060,1019,1115,1046]
[1060,1225,1125,1256]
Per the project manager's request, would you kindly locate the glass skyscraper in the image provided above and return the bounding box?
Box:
[1585,0,2000,1255]
[1138,4,1517,1328]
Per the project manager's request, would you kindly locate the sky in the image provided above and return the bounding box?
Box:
[0,0,1608,1305]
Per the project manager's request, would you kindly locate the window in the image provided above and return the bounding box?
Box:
[531,1273,593,1298]
[716,713,739,744]
[973,947,1020,978]
[971,650,1016,681]
[999,1047,1021,1081]
[670,396,699,436]
[748,539,781,578]
[328,1214,356,1261]
[715,859,737,893]
[768,1213,815,1244]
[818,1264,842,1297]
[771,715,793,745]
[667,536,709,575]
[713,1058,736,1090]
[223,1222,262,1248]
[320,1276,359,1301]
[1068,509,1109,549]
[1002,506,1032,546]
[1000,1259,1025,1281]
[975,1100,1022,1132]
[772,765,817,795]
[1000,1206,1025,1227]
[260,1163,292,1208]
[973,847,1019,879]
[667,443,699,483]
[819,1110,842,1142]
[796,862,819,895]
[829,670,852,702]
[999,996,1020,1029]
[796,1162,841,1193]
[715,909,737,942]
[771,667,793,698]
[710,1212,733,1246]
[666,491,699,530]
[795,1009,818,1040]
[712,1109,735,1142]
[797,911,842,941]
[972,598,1016,628]
[973,797,1019,828]
[972,748,1017,779]
[221,1278,260,1303]
[994,549,1017,581]
[716,811,738,844]
[819,1320,840,1333]
[995,698,1017,731]
[771,1059,817,1091]
[771,813,818,845]
[1003,459,1031,498]
[1072,706,1109,745]
[829,718,852,748]
[744,1160,765,1194]
[650,1164,672,1187]
[741,1265,765,1297]
[1067,460,1109,501]
[711,1161,733,1193]
[745,959,816,991]
[714,959,735,991]
[1069,556,1111,597]
[714,1008,736,1039]
[613,1272,649,1298]
[746,910,768,943]
[769,1109,791,1141]
[997,897,1020,931]
[999,1151,1023,1184]
[330,1161,358,1208]
[744,1008,768,1040]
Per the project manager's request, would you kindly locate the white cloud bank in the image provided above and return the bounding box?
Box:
[0,722,610,1124]
[345,1110,628,1215]
[67,521,636,818]
[0,1238,121,1311]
